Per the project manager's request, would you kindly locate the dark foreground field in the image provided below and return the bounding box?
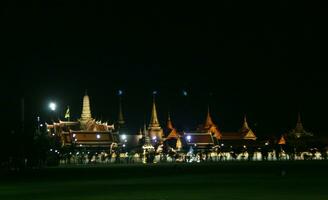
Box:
[1,161,327,200]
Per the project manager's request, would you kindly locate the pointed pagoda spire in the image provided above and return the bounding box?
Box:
[149,95,160,127]
[81,90,92,121]
[204,105,214,128]
[118,96,125,125]
[242,115,250,130]
[295,112,304,131]
[167,112,174,130]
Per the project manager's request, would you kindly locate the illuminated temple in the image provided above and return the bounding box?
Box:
[43,91,324,163]
[288,113,313,138]
[47,92,118,149]
[46,92,258,151]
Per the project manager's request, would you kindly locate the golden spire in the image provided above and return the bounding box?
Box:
[149,96,160,127]
[295,112,304,131]
[167,112,174,130]
[242,115,250,130]
[204,105,214,128]
[81,90,92,121]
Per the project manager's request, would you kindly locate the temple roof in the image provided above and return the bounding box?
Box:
[289,112,313,138]
[198,106,222,139]
[278,135,286,145]
[167,129,180,139]
[165,113,179,139]
[238,115,257,140]
[240,115,250,132]
[167,113,174,130]
[221,132,244,140]
[184,132,215,145]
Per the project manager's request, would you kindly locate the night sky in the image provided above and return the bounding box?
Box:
[2,2,327,137]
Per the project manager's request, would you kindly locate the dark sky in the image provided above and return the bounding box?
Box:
[2,1,327,137]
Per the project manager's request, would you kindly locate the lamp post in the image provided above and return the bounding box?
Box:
[49,102,57,121]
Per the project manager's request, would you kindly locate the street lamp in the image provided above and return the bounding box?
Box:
[49,102,57,111]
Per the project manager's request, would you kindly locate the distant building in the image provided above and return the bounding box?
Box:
[147,97,164,141]
[46,92,118,150]
[115,96,142,151]
[164,113,182,151]
[221,116,257,141]
[197,106,222,140]
[288,113,313,138]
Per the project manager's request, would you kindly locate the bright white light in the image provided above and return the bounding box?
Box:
[243,145,246,148]
[265,142,269,145]
[40,124,43,127]
[97,134,101,139]
[186,135,191,140]
[49,102,56,111]
[79,144,82,147]
[221,143,224,146]
[123,144,126,147]
[152,136,156,140]
[73,134,76,138]
[51,133,55,136]
[121,134,127,140]
[50,149,53,151]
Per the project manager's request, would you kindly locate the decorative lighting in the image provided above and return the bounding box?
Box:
[152,136,156,140]
[79,144,82,147]
[123,144,126,147]
[73,134,76,137]
[121,134,127,140]
[97,134,101,139]
[221,143,224,147]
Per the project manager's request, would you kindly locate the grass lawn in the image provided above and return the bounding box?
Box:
[0,161,327,200]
